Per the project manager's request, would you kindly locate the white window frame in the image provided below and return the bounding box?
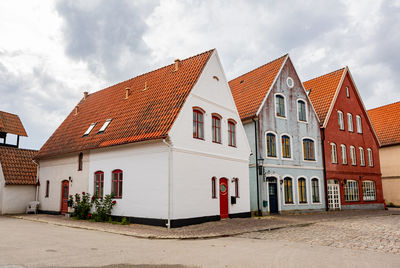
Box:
[302,137,316,161]
[280,133,293,160]
[359,147,365,166]
[362,180,376,201]
[367,148,374,167]
[350,146,356,166]
[274,93,287,119]
[98,119,112,133]
[283,176,295,205]
[83,123,97,136]
[356,115,362,134]
[344,180,359,201]
[297,98,308,123]
[341,144,347,165]
[347,113,353,132]
[330,143,337,164]
[297,177,308,205]
[338,111,344,130]
[265,131,278,159]
[311,177,321,204]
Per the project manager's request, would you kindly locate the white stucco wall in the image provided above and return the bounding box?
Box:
[1,185,36,214]
[38,152,90,212]
[88,141,169,219]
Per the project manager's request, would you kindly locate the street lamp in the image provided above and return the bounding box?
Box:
[257,158,264,176]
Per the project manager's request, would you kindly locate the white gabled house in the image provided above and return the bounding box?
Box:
[36,49,251,227]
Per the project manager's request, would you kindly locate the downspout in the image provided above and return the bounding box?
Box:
[32,159,39,202]
[252,118,261,215]
[321,128,329,211]
[162,139,172,229]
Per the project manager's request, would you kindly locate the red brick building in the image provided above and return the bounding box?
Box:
[304,67,384,210]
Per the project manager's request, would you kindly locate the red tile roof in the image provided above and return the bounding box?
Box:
[36,49,214,159]
[368,101,400,146]
[303,68,345,125]
[0,111,28,137]
[229,55,288,120]
[0,146,37,185]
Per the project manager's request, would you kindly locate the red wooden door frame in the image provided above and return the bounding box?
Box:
[219,178,229,219]
[60,180,69,214]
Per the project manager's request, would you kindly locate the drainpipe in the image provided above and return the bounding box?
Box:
[321,128,329,211]
[252,118,261,215]
[32,159,39,202]
[162,139,172,229]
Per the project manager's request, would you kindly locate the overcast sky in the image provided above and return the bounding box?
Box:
[1,0,399,150]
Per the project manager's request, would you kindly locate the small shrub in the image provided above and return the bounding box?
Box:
[121,217,129,225]
[92,194,117,222]
[71,192,92,220]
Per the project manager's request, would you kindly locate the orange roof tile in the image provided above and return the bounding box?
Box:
[368,101,400,146]
[36,49,214,159]
[303,68,346,125]
[0,111,28,137]
[229,55,288,120]
[0,146,37,185]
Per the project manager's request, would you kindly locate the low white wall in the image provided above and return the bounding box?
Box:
[172,149,250,219]
[89,141,169,219]
[1,185,36,214]
[38,152,90,212]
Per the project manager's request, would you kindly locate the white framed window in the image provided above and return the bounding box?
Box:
[350,146,356,166]
[356,115,362,133]
[298,178,307,204]
[359,147,365,166]
[344,180,359,201]
[331,143,337,164]
[83,123,97,136]
[283,177,294,204]
[311,178,320,203]
[341,144,347,164]
[338,111,344,130]
[303,138,315,161]
[362,181,376,201]
[347,113,353,132]
[297,99,307,122]
[367,148,374,167]
[275,94,286,118]
[98,119,112,133]
[266,132,278,158]
[346,86,350,98]
[281,134,291,159]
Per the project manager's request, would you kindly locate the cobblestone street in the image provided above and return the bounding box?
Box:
[238,214,400,255]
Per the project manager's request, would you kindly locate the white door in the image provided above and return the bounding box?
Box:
[328,184,341,210]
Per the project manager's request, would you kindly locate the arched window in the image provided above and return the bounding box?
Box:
[234,178,239,198]
[311,178,320,203]
[266,132,277,157]
[341,144,347,164]
[356,115,362,133]
[303,139,315,161]
[367,148,374,167]
[275,95,286,117]
[281,135,291,158]
[94,171,104,198]
[228,120,236,147]
[212,115,221,143]
[193,108,204,139]
[362,180,376,201]
[298,178,307,203]
[111,169,123,198]
[347,113,353,132]
[211,177,217,199]
[284,177,293,204]
[78,152,83,171]
[344,180,359,201]
[331,143,337,164]
[338,111,344,130]
[350,146,356,166]
[359,147,365,166]
[297,100,307,122]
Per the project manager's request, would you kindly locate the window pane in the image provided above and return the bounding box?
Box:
[298,101,306,121]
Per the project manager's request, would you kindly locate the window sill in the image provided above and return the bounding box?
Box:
[212,141,222,145]
[193,137,205,141]
[229,145,237,148]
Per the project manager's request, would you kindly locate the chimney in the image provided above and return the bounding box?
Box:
[75,105,79,115]
[174,59,180,72]
[143,81,148,91]
[125,87,130,99]
[83,91,89,100]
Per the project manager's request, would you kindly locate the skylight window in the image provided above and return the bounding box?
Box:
[83,123,96,137]
[98,119,112,133]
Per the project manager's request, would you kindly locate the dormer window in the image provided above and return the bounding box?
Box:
[98,119,112,133]
[83,123,96,137]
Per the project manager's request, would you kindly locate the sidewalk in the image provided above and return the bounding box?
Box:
[11,208,400,240]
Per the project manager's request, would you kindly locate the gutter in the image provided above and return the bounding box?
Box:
[321,128,329,211]
[32,159,39,202]
[162,139,173,229]
[252,118,261,215]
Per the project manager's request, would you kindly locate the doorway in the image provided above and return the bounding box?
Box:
[60,180,69,214]
[219,178,229,219]
[268,180,279,213]
[327,183,341,210]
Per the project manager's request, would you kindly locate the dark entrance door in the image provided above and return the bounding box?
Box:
[60,180,69,214]
[268,182,278,213]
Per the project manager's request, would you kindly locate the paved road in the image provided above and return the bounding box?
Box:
[1,216,399,268]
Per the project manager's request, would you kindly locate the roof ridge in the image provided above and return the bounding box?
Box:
[368,100,400,112]
[229,53,288,82]
[87,49,215,98]
[0,146,38,152]
[304,67,346,84]
[0,111,20,116]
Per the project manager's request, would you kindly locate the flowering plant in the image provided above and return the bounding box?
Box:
[91,194,117,222]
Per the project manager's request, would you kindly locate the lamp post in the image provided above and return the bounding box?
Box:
[257,158,264,176]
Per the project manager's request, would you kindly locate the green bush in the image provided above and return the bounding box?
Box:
[71,192,92,220]
[121,217,129,225]
[91,194,117,222]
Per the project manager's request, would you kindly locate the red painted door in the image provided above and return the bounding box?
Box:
[60,180,69,214]
[219,178,229,219]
